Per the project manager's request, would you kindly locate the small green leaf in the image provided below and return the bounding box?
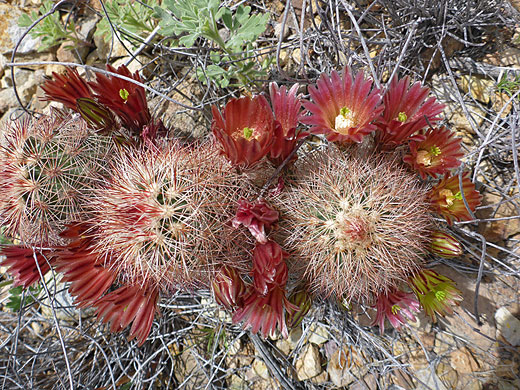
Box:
[221,8,233,29]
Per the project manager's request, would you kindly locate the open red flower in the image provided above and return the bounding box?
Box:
[403,126,463,179]
[89,65,152,135]
[53,224,116,308]
[232,198,279,244]
[41,68,93,110]
[376,76,444,147]
[302,67,382,143]
[93,284,159,346]
[372,289,420,334]
[0,246,55,288]
[268,83,307,164]
[212,95,277,167]
[429,172,482,225]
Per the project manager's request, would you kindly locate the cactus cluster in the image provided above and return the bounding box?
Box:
[1,64,481,344]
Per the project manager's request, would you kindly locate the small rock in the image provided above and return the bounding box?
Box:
[93,23,134,60]
[450,347,480,374]
[252,358,270,380]
[0,54,7,78]
[0,4,41,54]
[310,369,328,385]
[227,374,248,390]
[434,332,455,356]
[495,307,520,346]
[292,48,302,64]
[350,373,378,390]
[295,343,322,381]
[436,362,459,388]
[415,368,448,390]
[307,323,329,345]
[56,40,90,63]
[276,326,302,355]
[457,75,495,104]
[174,348,209,388]
[447,103,487,134]
[327,346,366,387]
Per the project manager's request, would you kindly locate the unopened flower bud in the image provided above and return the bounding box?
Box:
[76,98,117,135]
[212,266,246,310]
[286,288,312,328]
[430,231,463,258]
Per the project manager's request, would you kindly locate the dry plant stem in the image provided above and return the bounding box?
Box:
[471,232,487,326]
[124,25,161,67]
[342,1,381,89]
[250,334,303,390]
[7,61,201,111]
[32,250,74,390]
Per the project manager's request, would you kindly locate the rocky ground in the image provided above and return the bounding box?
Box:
[0,0,520,389]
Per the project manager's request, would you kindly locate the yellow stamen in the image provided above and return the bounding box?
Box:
[119,88,129,101]
[435,290,446,302]
[430,145,441,156]
[439,189,455,207]
[334,106,357,134]
[391,305,401,315]
[243,127,253,139]
[397,112,407,122]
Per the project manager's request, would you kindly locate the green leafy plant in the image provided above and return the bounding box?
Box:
[95,0,159,44]
[5,284,41,311]
[154,0,271,88]
[496,73,520,98]
[18,0,77,52]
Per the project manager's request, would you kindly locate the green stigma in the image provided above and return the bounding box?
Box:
[391,305,401,315]
[340,106,351,117]
[454,191,463,200]
[119,88,130,101]
[435,290,447,302]
[397,112,407,122]
[430,145,441,156]
[243,127,253,139]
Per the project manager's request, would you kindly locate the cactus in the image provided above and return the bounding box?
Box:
[273,147,434,304]
[0,110,111,246]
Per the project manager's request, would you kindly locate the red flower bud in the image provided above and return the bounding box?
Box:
[430,231,463,258]
[212,266,246,310]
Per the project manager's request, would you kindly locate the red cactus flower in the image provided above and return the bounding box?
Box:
[232,285,297,338]
[430,172,482,225]
[372,289,420,334]
[376,76,444,147]
[89,64,152,135]
[41,68,93,110]
[268,82,307,164]
[211,95,277,167]
[403,126,463,179]
[212,266,247,310]
[301,67,383,143]
[409,269,462,322]
[251,240,289,295]
[93,284,159,346]
[232,198,279,244]
[430,231,463,258]
[53,224,116,308]
[0,246,55,288]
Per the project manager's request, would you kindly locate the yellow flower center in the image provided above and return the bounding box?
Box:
[430,145,441,156]
[397,112,407,122]
[243,127,254,139]
[334,107,357,134]
[416,150,432,166]
[435,290,446,302]
[391,305,401,315]
[439,189,455,207]
[119,88,129,101]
